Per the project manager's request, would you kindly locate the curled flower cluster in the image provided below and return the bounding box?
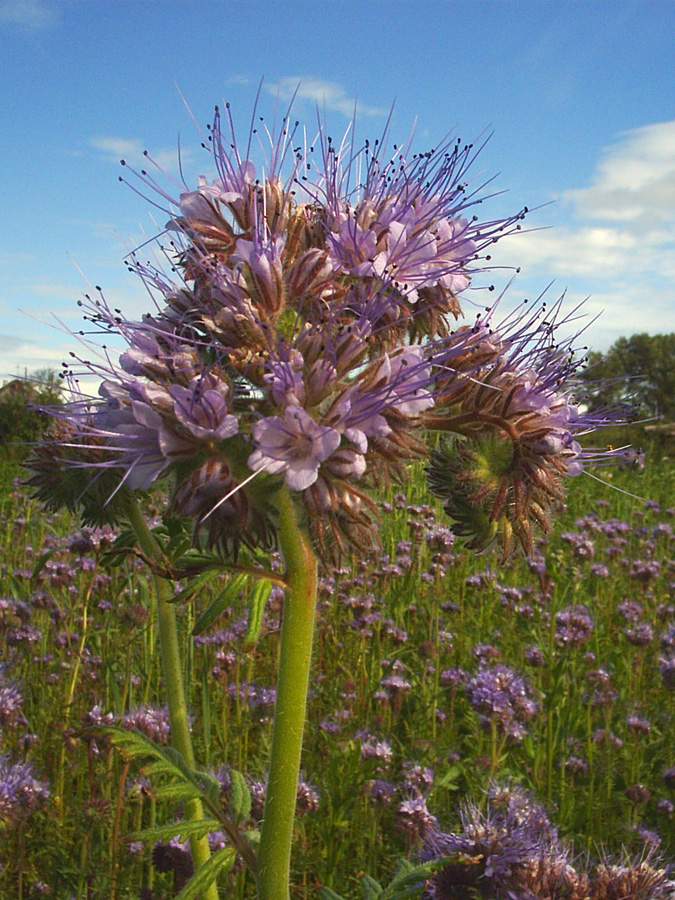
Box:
[26,100,622,567]
[421,782,675,900]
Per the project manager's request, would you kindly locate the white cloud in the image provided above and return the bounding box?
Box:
[490,120,675,347]
[569,120,675,223]
[0,0,58,29]
[90,136,192,175]
[0,333,69,381]
[265,77,388,118]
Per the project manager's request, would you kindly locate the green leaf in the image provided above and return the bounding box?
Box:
[191,574,248,635]
[135,574,150,607]
[243,578,273,651]
[318,888,349,900]
[433,765,461,790]
[173,548,225,570]
[379,857,458,900]
[127,818,223,845]
[360,873,383,900]
[196,771,222,808]
[102,528,137,568]
[171,566,227,606]
[172,846,237,900]
[152,783,203,804]
[229,769,251,823]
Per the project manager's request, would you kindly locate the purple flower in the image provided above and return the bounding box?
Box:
[121,705,171,744]
[627,714,652,735]
[295,777,320,815]
[359,734,394,766]
[0,755,49,823]
[248,406,341,490]
[565,756,589,776]
[659,656,675,690]
[624,623,654,647]
[465,664,539,742]
[395,794,438,843]
[554,604,594,648]
[168,380,238,442]
[379,673,412,700]
[0,676,23,727]
[368,779,397,806]
[421,782,564,898]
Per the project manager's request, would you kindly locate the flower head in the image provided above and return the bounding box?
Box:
[26,98,624,568]
[0,754,49,823]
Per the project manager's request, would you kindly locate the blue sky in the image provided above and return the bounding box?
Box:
[1,0,674,382]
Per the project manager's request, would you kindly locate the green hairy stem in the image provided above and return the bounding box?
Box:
[126,498,219,900]
[257,487,318,900]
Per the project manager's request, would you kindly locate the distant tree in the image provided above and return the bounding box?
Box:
[0,369,62,457]
[578,333,675,421]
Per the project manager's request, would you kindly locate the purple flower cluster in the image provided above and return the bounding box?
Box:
[26,99,623,566]
[554,604,595,648]
[0,754,49,823]
[121,706,171,744]
[464,663,539,742]
[421,782,675,900]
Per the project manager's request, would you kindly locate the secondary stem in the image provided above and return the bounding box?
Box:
[257,487,318,900]
[125,498,219,900]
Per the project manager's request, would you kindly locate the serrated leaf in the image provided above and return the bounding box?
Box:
[318,888,349,900]
[94,727,193,786]
[379,857,458,900]
[127,818,222,845]
[196,771,222,808]
[172,846,237,900]
[101,726,162,762]
[434,765,460,790]
[360,873,383,900]
[382,886,427,900]
[191,574,248,635]
[152,783,203,804]
[229,769,251,823]
[243,578,272,651]
[173,548,223,569]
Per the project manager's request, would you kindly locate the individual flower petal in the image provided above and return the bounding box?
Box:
[248,406,341,491]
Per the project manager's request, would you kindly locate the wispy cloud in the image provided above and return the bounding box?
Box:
[90,136,193,175]
[264,77,389,118]
[492,120,675,345]
[568,120,675,225]
[508,120,675,281]
[0,0,59,29]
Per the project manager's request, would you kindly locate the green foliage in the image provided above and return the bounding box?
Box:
[579,332,675,419]
[5,452,675,897]
[0,369,61,458]
[172,847,237,900]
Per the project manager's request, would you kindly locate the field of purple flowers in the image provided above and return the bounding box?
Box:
[2,451,675,898]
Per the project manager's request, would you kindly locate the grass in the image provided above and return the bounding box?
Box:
[2,446,675,898]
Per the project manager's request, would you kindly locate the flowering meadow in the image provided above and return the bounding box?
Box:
[3,449,675,898]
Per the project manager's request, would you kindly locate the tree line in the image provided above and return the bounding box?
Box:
[1,337,672,461]
[577,333,675,422]
[0,369,62,459]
